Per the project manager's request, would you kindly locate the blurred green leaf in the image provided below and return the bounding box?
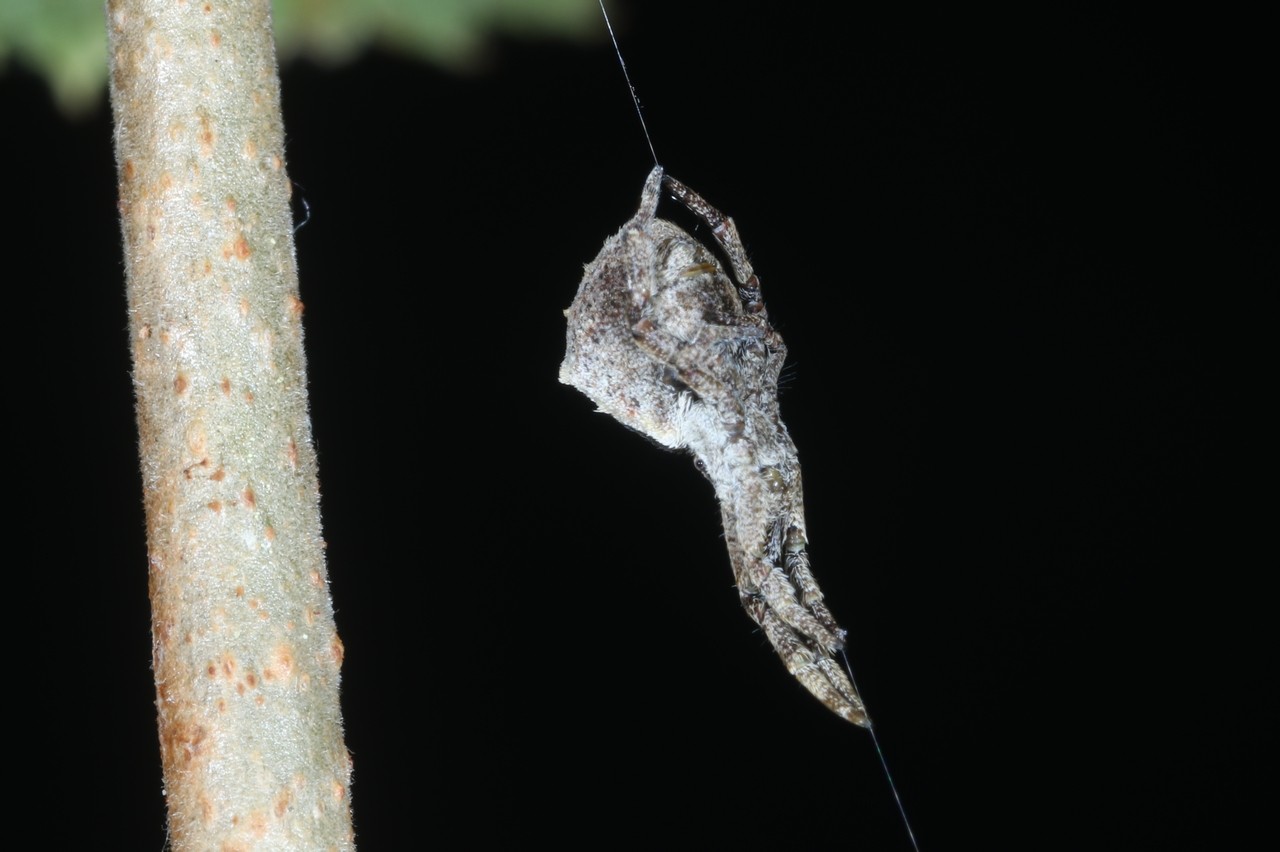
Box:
[1,0,109,114]
[1,0,600,116]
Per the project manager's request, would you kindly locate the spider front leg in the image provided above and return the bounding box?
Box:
[775,523,867,724]
[746,593,867,725]
[717,461,868,726]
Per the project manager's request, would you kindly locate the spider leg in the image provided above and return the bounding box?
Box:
[721,501,865,724]
[730,512,844,651]
[755,566,844,651]
[744,594,867,725]
[785,538,845,645]
[663,175,767,316]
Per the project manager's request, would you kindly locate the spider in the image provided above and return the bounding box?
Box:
[560,166,867,725]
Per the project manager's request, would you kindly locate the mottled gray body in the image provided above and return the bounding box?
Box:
[560,167,866,724]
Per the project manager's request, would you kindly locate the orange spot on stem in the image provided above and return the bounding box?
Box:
[331,636,345,666]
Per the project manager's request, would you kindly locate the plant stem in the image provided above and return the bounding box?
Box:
[107,1,353,847]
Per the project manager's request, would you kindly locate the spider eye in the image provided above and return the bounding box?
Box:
[692,457,710,479]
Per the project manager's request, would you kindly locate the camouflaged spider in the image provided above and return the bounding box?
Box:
[560,166,866,725]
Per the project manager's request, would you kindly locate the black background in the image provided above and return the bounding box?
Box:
[5,4,1266,849]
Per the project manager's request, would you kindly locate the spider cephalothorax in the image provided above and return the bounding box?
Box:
[560,166,866,725]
